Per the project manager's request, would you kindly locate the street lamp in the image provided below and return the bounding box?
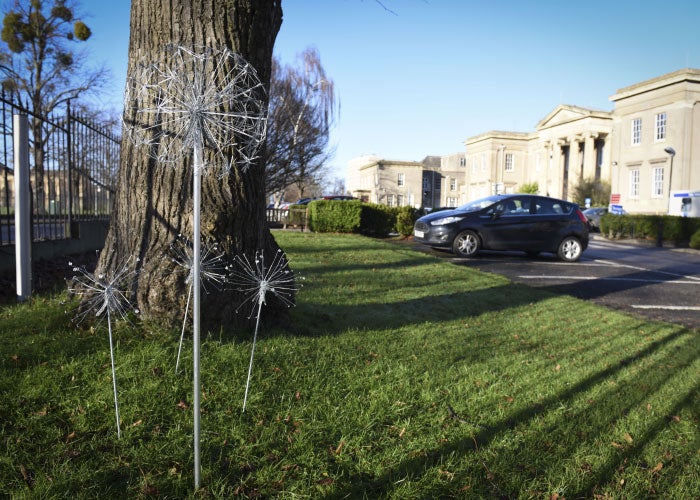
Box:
[664,147,676,214]
[664,147,675,211]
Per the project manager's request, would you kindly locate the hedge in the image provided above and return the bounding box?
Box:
[307,201,422,236]
[600,213,700,245]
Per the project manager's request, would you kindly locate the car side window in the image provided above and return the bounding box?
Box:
[535,199,554,214]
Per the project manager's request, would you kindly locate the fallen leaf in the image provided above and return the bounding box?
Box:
[611,441,624,449]
[555,364,561,371]
[623,433,633,443]
[334,440,345,455]
[651,462,663,474]
[670,415,681,423]
[177,400,189,410]
[131,419,143,427]
[295,390,301,400]
[398,427,406,438]
[65,431,76,443]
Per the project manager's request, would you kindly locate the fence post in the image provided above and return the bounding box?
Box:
[66,99,73,238]
[14,113,31,301]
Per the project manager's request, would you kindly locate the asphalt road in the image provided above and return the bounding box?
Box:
[413,236,700,331]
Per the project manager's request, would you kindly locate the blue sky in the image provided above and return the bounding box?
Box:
[80,1,700,181]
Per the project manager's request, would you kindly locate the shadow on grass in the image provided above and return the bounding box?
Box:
[322,326,698,498]
[286,281,552,338]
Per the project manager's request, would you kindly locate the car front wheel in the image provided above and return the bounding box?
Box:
[452,230,481,257]
[557,236,583,262]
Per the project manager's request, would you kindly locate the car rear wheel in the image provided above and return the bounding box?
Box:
[557,236,583,262]
[452,230,481,257]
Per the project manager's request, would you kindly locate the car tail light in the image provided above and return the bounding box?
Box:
[575,209,587,222]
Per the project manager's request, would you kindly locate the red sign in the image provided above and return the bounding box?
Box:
[610,194,621,203]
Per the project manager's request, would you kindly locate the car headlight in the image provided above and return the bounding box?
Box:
[430,216,463,226]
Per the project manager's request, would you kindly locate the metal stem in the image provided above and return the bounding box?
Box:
[175,283,193,373]
[193,142,202,489]
[108,309,121,439]
[242,300,264,413]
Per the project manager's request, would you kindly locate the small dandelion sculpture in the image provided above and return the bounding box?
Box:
[168,234,228,373]
[229,249,302,412]
[68,258,140,439]
[123,44,267,489]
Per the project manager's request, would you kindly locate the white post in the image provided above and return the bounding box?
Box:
[13,114,31,301]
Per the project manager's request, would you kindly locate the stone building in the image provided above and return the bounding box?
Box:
[347,68,700,214]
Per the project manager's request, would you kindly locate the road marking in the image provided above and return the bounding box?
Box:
[517,275,700,285]
[632,305,700,311]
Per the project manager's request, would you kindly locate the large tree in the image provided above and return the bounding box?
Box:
[264,47,337,204]
[0,0,107,213]
[98,0,284,330]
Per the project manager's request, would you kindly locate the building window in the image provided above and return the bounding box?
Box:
[481,153,486,172]
[631,118,642,145]
[397,194,404,206]
[447,197,457,207]
[397,173,405,187]
[471,157,477,173]
[504,153,514,172]
[450,178,457,191]
[459,157,466,167]
[655,112,667,141]
[423,176,430,190]
[652,167,664,197]
[630,169,640,198]
[387,194,395,207]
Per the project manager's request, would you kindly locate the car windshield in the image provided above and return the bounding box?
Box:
[455,195,502,212]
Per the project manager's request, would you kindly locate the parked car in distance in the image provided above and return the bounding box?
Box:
[583,206,627,231]
[413,194,589,262]
[322,195,358,201]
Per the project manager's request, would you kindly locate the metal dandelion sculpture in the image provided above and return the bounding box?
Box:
[228,249,302,412]
[122,44,267,488]
[68,258,140,439]
[168,234,228,373]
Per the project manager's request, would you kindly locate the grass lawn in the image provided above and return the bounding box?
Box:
[1,231,697,498]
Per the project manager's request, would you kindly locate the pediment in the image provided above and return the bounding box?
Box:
[536,105,609,130]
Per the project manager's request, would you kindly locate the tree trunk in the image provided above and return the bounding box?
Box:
[97,0,284,330]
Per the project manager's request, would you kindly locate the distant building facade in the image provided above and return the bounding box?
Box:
[347,69,700,214]
[347,153,466,209]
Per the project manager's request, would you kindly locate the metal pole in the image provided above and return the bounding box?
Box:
[192,141,202,489]
[13,113,31,301]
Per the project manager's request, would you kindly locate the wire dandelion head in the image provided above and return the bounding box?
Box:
[123,44,268,177]
[68,257,140,325]
[228,249,303,319]
[167,234,229,292]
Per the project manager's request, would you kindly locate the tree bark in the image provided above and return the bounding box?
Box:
[97,0,284,330]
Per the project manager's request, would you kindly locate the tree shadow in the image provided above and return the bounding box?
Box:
[323,326,697,498]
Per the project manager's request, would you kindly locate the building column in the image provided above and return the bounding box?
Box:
[568,135,583,183]
[583,132,598,180]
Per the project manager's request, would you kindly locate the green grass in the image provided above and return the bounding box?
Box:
[1,231,698,498]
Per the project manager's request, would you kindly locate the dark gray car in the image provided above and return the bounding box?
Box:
[413,194,589,262]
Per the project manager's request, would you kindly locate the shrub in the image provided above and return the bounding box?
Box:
[359,203,396,236]
[518,182,539,194]
[395,206,418,237]
[690,229,700,249]
[308,200,362,233]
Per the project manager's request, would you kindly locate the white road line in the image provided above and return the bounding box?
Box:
[632,305,700,311]
[517,275,700,285]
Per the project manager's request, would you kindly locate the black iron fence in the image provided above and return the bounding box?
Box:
[0,90,120,246]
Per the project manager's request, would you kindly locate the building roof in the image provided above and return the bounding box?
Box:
[609,68,700,102]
